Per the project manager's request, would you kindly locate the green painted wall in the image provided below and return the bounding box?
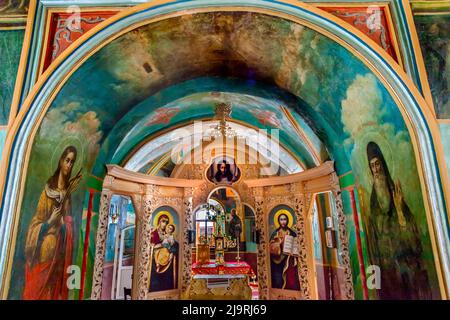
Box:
[0,29,24,125]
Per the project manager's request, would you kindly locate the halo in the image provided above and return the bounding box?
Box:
[152,210,174,229]
[49,136,86,179]
[356,131,396,179]
[273,209,294,229]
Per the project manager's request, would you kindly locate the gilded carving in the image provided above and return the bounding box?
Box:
[136,192,156,299]
[181,191,193,292]
[333,189,355,300]
[91,190,112,300]
[292,192,312,299]
[253,187,269,300]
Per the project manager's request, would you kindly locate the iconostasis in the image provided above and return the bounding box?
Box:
[91,159,350,300]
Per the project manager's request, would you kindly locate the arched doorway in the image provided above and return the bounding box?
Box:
[0,0,448,300]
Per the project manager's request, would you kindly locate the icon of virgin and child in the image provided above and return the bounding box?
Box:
[149,211,179,292]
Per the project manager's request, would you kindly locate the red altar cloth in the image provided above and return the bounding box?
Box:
[192,261,253,275]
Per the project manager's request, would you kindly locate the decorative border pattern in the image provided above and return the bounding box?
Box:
[319,5,400,62]
[293,191,312,299]
[52,16,106,60]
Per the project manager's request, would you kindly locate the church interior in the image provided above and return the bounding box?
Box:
[0,0,449,301]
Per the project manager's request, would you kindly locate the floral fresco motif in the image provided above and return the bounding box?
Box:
[145,107,180,126]
[250,109,281,128]
[320,6,399,61]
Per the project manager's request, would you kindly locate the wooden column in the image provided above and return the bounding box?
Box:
[292,184,314,299]
[332,188,355,300]
[91,189,112,300]
[132,185,156,300]
[181,188,194,293]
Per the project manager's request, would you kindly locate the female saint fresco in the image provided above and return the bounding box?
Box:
[22,146,82,299]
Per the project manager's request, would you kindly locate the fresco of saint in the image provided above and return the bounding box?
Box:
[149,212,179,292]
[214,160,233,183]
[22,146,82,299]
[206,157,241,185]
[269,212,300,290]
[227,208,242,241]
[365,141,432,299]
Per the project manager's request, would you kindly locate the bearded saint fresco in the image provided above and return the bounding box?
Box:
[228,208,242,241]
[269,211,300,291]
[149,212,179,292]
[23,146,82,299]
[365,141,432,299]
[207,157,241,185]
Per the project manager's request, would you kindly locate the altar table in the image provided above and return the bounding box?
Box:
[192,261,253,275]
[183,261,253,300]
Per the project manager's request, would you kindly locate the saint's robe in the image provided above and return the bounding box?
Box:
[149,229,178,292]
[366,187,432,299]
[22,184,73,300]
[269,227,300,291]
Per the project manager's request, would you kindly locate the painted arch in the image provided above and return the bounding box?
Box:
[0,0,449,299]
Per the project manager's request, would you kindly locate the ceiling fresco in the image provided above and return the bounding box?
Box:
[47,11,409,175]
[91,79,324,179]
